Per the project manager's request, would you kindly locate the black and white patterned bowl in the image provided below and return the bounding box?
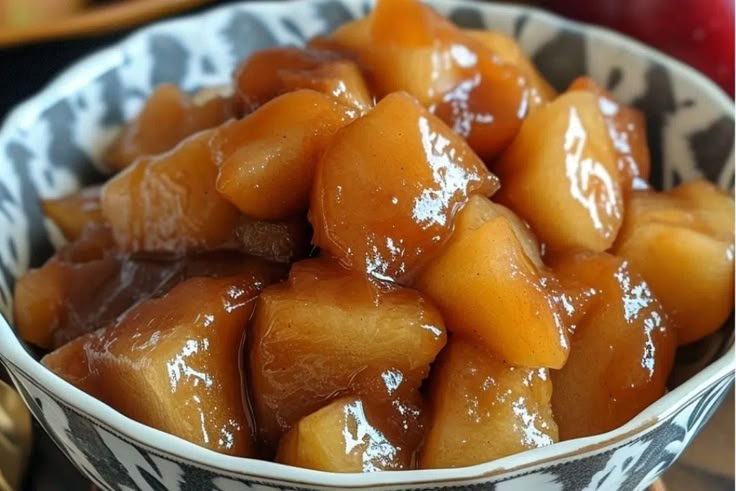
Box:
[0,1,733,490]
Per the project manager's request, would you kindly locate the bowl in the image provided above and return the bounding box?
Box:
[0,0,733,489]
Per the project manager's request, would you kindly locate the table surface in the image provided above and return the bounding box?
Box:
[0,2,733,490]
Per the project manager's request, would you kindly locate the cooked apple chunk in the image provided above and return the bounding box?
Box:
[568,76,650,192]
[420,337,557,469]
[211,90,355,220]
[464,29,556,108]
[276,396,412,471]
[102,129,242,253]
[416,196,567,369]
[43,274,266,457]
[105,84,239,171]
[234,46,371,113]
[279,59,372,114]
[317,0,528,160]
[248,259,446,449]
[612,180,734,344]
[14,224,287,349]
[548,251,676,440]
[310,91,498,282]
[494,90,623,252]
[42,185,104,241]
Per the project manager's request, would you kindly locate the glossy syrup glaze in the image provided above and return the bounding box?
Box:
[548,250,676,440]
[42,274,277,457]
[310,91,498,283]
[247,258,444,451]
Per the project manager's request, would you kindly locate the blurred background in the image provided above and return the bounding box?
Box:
[0,0,733,490]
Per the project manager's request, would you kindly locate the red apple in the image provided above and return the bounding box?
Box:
[550,0,734,96]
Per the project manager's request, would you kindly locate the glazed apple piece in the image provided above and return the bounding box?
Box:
[668,179,734,237]
[464,29,556,108]
[430,53,528,161]
[234,47,371,112]
[319,0,529,160]
[248,258,446,449]
[612,180,734,344]
[235,46,372,113]
[105,84,239,171]
[211,90,355,220]
[416,196,568,368]
[102,129,242,253]
[317,6,457,105]
[420,336,557,469]
[41,185,104,241]
[276,396,412,471]
[310,91,499,282]
[568,76,650,192]
[453,195,543,267]
[494,90,623,252]
[43,275,264,457]
[548,251,677,440]
[14,225,117,349]
[279,60,372,114]
[234,47,339,110]
[14,224,287,349]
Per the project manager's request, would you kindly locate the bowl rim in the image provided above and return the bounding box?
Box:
[0,0,734,486]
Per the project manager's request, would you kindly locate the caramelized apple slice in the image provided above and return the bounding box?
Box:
[430,54,528,160]
[548,251,676,440]
[248,258,446,449]
[234,48,345,110]
[453,195,542,267]
[234,47,372,112]
[14,225,116,349]
[211,90,355,220]
[102,130,241,253]
[14,224,287,349]
[612,180,734,344]
[310,91,498,282]
[416,196,568,368]
[320,0,528,160]
[105,84,239,171]
[494,90,623,252]
[42,186,104,241]
[568,77,650,192]
[465,29,556,107]
[43,275,264,457]
[276,396,412,471]
[420,337,557,468]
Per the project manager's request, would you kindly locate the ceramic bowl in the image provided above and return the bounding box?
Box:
[0,1,733,490]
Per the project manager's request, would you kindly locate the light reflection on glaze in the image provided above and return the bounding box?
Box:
[437,74,491,139]
[165,338,214,392]
[341,399,399,472]
[449,43,478,68]
[412,116,480,228]
[563,106,622,239]
[511,397,555,448]
[381,369,404,396]
[613,261,661,376]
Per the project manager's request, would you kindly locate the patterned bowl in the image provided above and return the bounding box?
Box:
[0,1,733,490]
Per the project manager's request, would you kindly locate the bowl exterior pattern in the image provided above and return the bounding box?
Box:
[0,0,733,490]
[3,355,732,491]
